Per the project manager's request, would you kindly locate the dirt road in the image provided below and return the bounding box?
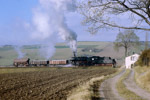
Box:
[100,68,150,100]
[100,69,125,100]
[124,69,150,100]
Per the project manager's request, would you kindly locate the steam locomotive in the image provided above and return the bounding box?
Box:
[13,56,116,67]
[70,56,116,67]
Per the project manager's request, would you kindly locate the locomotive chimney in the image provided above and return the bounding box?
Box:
[73,51,77,57]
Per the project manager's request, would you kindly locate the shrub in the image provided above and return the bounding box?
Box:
[137,49,150,66]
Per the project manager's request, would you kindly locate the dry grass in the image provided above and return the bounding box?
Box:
[135,66,150,92]
[117,69,143,100]
[67,76,104,100]
[134,66,150,74]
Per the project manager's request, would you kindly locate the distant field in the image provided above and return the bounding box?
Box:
[0,41,145,66]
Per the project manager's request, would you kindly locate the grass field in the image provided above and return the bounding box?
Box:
[0,67,116,100]
[0,41,144,66]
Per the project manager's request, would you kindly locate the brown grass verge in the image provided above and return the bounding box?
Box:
[134,66,150,92]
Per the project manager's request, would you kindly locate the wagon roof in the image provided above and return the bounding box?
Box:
[50,60,67,61]
[31,60,48,61]
[14,58,29,62]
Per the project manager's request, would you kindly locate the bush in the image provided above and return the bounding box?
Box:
[137,49,150,66]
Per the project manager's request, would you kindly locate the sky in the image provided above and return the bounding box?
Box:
[0,0,149,46]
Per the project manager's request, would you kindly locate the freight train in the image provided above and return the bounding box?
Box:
[13,56,116,67]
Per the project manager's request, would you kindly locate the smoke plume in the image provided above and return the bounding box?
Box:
[31,0,77,59]
[39,43,56,59]
[14,46,26,59]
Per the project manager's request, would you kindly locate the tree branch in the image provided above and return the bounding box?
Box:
[146,0,150,19]
[115,0,150,25]
[102,21,150,31]
[79,0,150,33]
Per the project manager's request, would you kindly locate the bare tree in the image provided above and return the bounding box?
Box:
[114,30,140,57]
[79,0,150,34]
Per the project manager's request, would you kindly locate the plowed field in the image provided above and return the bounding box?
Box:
[0,67,116,100]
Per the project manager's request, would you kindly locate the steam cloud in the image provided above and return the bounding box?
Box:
[14,46,26,59]
[31,0,77,59]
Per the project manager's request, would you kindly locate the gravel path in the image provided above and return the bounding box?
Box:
[100,68,125,100]
[124,69,150,100]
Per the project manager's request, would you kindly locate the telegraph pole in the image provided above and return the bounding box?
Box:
[145,32,149,50]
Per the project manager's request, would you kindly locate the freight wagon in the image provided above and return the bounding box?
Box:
[13,58,30,67]
[30,60,49,66]
[49,60,68,65]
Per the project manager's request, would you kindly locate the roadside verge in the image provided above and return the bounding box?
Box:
[134,66,150,92]
[67,76,104,100]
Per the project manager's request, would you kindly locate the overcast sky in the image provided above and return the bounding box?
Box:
[0,0,148,45]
